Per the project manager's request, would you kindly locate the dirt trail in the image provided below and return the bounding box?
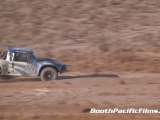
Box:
[0,72,159,120]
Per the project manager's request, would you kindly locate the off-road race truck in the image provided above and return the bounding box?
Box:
[0,48,66,81]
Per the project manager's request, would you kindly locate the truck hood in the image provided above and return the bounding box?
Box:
[37,58,60,64]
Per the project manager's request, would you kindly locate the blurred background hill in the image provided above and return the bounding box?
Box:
[0,0,160,72]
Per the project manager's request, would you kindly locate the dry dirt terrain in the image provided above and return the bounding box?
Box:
[0,0,160,73]
[0,72,160,120]
[0,0,160,120]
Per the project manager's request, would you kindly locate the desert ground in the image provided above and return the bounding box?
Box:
[0,0,160,120]
[0,72,160,120]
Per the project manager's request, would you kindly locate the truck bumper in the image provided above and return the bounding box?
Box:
[60,64,67,74]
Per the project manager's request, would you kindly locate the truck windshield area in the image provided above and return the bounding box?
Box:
[31,54,37,60]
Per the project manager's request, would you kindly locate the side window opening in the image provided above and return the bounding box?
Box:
[28,54,32,62]
[14,52,29,62]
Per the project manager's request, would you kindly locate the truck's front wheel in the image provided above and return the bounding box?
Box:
[40,67,58,81]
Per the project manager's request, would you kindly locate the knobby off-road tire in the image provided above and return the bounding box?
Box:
[40,67,58,81]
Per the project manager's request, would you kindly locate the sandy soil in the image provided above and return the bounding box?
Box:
[0,0,160,120]
[0,72,159,120]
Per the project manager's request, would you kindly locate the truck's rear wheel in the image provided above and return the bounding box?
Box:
[40,67,58,81]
